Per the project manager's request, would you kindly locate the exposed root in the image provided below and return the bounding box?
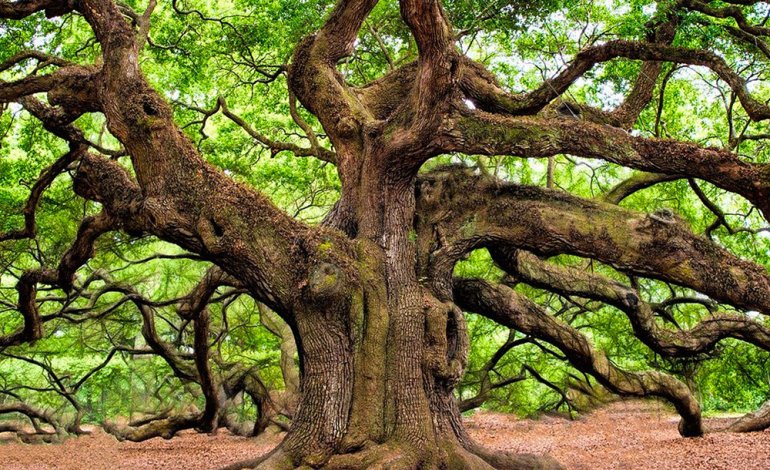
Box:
[219,438,564,470]
[0,423,60,443]
[467,441,566,470]
[726,400,770,433]
[103,412,200,441]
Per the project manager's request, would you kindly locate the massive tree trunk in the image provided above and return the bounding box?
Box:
[7,0,770,469]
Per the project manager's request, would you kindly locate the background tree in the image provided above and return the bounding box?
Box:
[3,0,770,468]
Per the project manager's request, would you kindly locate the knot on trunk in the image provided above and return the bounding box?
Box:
[308,262,346,300]
[423,295,468,387]
[197,215,228,255]
[124,89,172,131]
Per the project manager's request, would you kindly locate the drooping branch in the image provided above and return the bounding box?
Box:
[17,96,122,155]
[178,266,241,320]
[0,402,63,441]
[458,331,529,412]
[1,348,120,433]
[215,97,336,163]
[0,50,72,73]
[503,250,770,357]
[453,278,704,437]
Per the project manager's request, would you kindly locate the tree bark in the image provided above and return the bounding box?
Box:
[9,0,770,468]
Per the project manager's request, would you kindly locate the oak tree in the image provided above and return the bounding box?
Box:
[4,0,770,468]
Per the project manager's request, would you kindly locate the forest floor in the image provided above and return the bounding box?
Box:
[0,400,768,469]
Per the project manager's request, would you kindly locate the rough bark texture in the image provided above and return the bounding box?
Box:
[5,0,770,468]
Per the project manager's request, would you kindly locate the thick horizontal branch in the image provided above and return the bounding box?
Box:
[727,400,770,432]
[0,0,74,19]
[441,113,770,217]
[416,167,770,315]
[603,172,680,204]
[104,412,201,441]
[0,402,62,436]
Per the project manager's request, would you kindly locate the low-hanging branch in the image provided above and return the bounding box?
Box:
[453,278,704,437]
[504,250,770,358]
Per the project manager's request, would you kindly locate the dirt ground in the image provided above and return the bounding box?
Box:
[0,400,768,469]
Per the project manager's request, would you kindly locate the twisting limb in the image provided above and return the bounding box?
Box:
[681,0,770,37]
[101,268,283,441]
[0,50,72,73]
[456,39,770,121]
[178,266,241,320]
[502,250,770,357]
[57,212,118,291]
[73,0,322,317]
[0,269,55,347]
[193,308,219,433]
[17,96,122,156]
[458,331,529,412]
[536,15,679,130]
[0,402,63,441]
[609,17,677,129]
[397,0,457,142]
[603,172,680,204]
[453,278,704,437]
[217,97,336,163]
[0,144,87,242]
